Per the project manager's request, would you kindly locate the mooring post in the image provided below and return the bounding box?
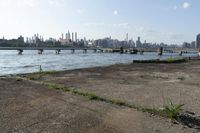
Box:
[179,51,183,56]
[55,49,61,54]
[71,49,75,54]
[158,47,163,56]
[38,49,43,54]
[83,49,87,53]
[39,65,42,72]
[120,47,124,54]
[140,50,144,54]
[17,49,23,55]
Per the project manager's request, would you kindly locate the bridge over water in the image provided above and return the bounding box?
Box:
[0,47,198,56]
[0,47,103,55]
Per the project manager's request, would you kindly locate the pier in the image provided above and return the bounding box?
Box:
[0,47,103,55]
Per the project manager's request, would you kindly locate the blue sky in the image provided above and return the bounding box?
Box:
[0,0,199,44]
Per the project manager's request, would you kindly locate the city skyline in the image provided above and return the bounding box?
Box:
[0,0,199,44]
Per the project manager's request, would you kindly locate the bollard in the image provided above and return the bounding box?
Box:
[39,65,43,72]
[158,47,163,56]
[38,49,43,54]
[140,50,144,55]
[71,49,75,54]
[55,49,61,54]
[179,51,183,56]
[83,49,87,53]
[120,47,124,54]
[17,49,23,55]
[93,49,97,53]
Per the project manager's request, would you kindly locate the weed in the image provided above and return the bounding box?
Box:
[47,83,65,90]
[141,102,184,119]
[27,74,43,80]
[16,77,23,81]
[163,102,184,119]
[178,77,185,81]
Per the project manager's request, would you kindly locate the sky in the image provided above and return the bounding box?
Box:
[0,0,199,44]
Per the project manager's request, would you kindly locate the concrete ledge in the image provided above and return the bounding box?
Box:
[133,58,187,63]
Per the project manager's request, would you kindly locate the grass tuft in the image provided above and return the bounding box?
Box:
[177,77,185,81]
[16,77,23,81]
[141,102,184,119]
[27,74,43,80]
[163,102,184,119]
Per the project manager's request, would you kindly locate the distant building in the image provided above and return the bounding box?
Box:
[191,41,196,49]
[126,33,128,42]
[68,30,71,40]
[196,34,200,49]
[72,33,74,42]
[75,32,77,42]
[182,42,191,48]
[136,36,142,48]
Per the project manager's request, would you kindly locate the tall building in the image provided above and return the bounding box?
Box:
[136,36,142,48]
[75,32,77,42]
[61,33,64,40]
[126,33,128,42]
[72,33,74,42]
[66,33,68,39]
[196,34,200,49]
[68,30,71,40]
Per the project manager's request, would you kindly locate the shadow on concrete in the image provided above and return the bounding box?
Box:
[178,112,200,131]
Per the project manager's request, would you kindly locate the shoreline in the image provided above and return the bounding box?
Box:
[2,56,199,78]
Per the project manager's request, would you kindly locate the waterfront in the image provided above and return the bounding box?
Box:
[0,50,198,76]
[1,58,200,132]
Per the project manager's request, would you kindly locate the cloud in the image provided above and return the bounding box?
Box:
[167,32,183,39]
[113,23,130,29]
[85,22,105,26]
[182,2,190,9]
[49,0,64,6]
[0,0,11,7]
[113,10,118,15]
[17,0,40,7]
[77,9,85,15]
[173,5,178,10]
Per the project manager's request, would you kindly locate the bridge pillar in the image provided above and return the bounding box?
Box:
[55,49,61,54]
[93,49,97,53]
[158,47,163,56]
[83,49,87,53]
[71,49,75,53]
[17,49,23,55]
[38,49,43,54]
[100,49,104,53]
[130,49,138,54]
[140,50,144,55]
[120,47,124,54]
[179,51,183,56]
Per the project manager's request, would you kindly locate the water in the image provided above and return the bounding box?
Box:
[0,50,198,76]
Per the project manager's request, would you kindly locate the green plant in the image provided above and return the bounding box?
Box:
[39,65,43,73]
[16,78,22,81]
[140,102,184,120]
[177,77,185,81]
[28,74,43,80]
[163,102,184,119]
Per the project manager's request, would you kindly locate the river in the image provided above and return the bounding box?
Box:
[0,50,198,76]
